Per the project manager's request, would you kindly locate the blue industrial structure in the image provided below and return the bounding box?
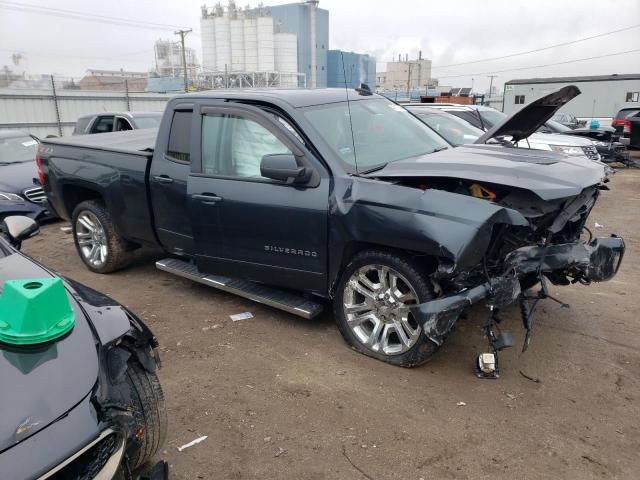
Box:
[267,1,329,87]
[327,50,376,89]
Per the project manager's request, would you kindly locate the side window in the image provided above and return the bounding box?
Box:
[515,95,525,105]
[202,114,292,179]
[91,116,114,134]
[626,92,639,102]
[167,110,192,163]
[115,117,133,131]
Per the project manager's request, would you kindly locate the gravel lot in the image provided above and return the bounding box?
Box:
[24,161,640,480]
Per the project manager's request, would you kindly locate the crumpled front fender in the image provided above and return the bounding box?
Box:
[328,179,529,285]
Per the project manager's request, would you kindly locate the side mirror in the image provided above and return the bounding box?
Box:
[260,154,311,185]
[1,216,39,249]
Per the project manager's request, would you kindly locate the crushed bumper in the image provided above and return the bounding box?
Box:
[411,236,625,344]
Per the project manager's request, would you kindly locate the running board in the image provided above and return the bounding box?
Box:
[155,258,323,319]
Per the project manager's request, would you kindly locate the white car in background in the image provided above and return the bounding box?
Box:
[419,103,602,162]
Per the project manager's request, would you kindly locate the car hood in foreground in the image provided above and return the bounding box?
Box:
[0,251,98,452]
[476,85,581,143]
[0,161,38,194]
[369,144,605,200]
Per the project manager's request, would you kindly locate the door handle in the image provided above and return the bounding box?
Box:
[152,175,174,184]
[192,193,223,204]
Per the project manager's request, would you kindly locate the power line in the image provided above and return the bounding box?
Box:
[435,49,640,79]
[431,24,640,69]
[0,0,190,31]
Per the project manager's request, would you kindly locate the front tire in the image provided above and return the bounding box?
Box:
[125,359,168,470]
[333,250,440,367]
[72,200,131,273]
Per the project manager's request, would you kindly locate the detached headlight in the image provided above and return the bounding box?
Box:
[549,145,584,156]
[0,192,24,202]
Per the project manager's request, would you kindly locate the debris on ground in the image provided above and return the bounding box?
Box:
[456,401,467,406]
[177,435,208,452]
[505,393,516,400]
[520,370,542,383]
[594,222,604,229]
[60,226,72,234]
[230,312,254,321]
[274,447,288,457]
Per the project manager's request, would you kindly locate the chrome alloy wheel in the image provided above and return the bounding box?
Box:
[343,265,421,356]
[75,211,108,268]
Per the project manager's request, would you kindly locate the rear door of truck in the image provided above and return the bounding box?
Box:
[187,101,331,292]
[148,102,195,254]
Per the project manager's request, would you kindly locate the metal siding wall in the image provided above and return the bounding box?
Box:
[504,79,640,117]
[0,90,169,137]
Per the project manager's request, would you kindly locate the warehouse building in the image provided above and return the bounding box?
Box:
[503,74,640,117]
[327,50,375,88]
[376,53,432,92]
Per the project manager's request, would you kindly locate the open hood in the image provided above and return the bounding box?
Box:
[368,144,605,200]
[475,85,581,144]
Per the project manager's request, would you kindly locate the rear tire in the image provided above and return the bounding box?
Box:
[72,200,131,273]
[125,359,168,470]
[333,250,440,368]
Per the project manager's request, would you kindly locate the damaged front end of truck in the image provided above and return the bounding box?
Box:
[354,86,625,374]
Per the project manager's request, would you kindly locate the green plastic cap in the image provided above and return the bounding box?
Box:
[0,278,75,346]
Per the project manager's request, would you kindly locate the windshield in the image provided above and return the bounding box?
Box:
[409,109,483,146]
[303,98,449,172]
[0,135,38,164]
[133,114,162,129]
[478,109,507,128]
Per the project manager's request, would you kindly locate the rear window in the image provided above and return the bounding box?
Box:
[167,111,192,163]
[616,109,640,120]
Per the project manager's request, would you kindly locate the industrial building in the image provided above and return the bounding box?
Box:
[376,54,432,92]
[153,39,199,80]
[327,50,375,89]
[265,1,329,87]
[199,1,327,88]
[503,74,640,117]
[78,69,147,91]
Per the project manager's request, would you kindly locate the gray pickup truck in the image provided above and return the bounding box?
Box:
[38,86,625,370]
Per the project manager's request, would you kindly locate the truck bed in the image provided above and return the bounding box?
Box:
[44,128,157,157]
[41,129,158,247]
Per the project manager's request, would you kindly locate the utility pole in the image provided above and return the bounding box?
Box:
[174,28,192,93]
[487,75,498,97]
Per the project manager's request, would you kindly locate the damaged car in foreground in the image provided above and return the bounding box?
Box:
[39,86,624,374]
[0,216,167,479]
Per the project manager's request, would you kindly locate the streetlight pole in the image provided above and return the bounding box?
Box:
[174,28,192,93]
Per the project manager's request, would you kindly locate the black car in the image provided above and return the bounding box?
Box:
[0,130,54,222]
[612,106,640,148]
[0,216,167,479]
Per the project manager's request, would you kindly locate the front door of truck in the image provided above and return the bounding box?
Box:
[149,104,195,254]
[188,104,330,292]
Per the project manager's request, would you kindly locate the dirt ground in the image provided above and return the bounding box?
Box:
[24,161,640,480]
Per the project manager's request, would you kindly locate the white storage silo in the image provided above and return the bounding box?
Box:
[274,33,298,73]
[214,15,231,71]
[200,17,217,72]
[243,17,258,72]
[230,17,245,72]
[257,16,275,72]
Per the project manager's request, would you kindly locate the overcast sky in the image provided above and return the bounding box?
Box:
[1,0,639,92]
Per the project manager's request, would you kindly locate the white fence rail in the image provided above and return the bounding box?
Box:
[0,84,171,138]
